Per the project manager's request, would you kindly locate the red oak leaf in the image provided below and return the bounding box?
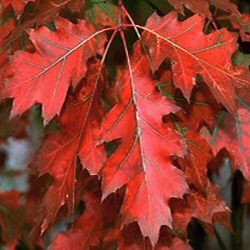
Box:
[210,0,239,15]
[2,17,105,122]
[172,183,230,235]
[142,12,249,114]
[173,88,216,191]
[0,53,8,92]
[157,68,218,130]
[66,0,86,12]
[115,223,150,250]
[112,222,191,250]
[32,61,106,232]
[50,194,104,250]
[167,0,239,19]
[0,191,25,246]
[202,106,250,180]
[100,43,187,245]
[0,10,15,85]
[189,184,230,225]
[1,0,34,14]
[232,14,250,42]
[0,0,73,53]
[0,10,15,41]
[167,0,212,18]
[178,130,213,191]
[179,86,219,131]
[0,1,249,248]
[50,191,123,250]
[120,227,191,250]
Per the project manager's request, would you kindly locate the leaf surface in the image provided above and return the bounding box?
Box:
[101,44,188,245]
[1,0,34,14]
[168,0,239,18]
[32,61,106,232]
[172,183,230,235]
[0,191,24,245]
[178,130,212,191]
[142,12,249,114]
[50,194,104,250]
[203,106,250,180]
[50,190,123,250]
[2,17,105,122]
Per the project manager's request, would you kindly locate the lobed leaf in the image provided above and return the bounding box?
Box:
[2,17,105,122]
[142,12,249,114]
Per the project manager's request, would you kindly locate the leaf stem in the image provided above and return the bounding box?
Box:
[122,6,141,39]
[120,30,147,171]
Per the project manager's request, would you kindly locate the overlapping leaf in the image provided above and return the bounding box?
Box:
[118,226,192,250]
[168,0,239,19]
[203,106,250,180]
[50,193,106,250]
[235,14,250,42]
[178,130,212,191]
[0,1,249,248]
[100,43,187,245]
[142,12,249,114]
[50,182,123,250]
[31,61,106,232]
[0,191,24,246]
[172,183,230,235]
[2,17,105,122]
[0,0,76,54]
[1,0,34,14]
[173,88,218,191]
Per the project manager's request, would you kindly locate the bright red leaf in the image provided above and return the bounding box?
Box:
[2,17,105,122]
[31,61,106,232]
[142,12,249,114]
[100,43,187,245]
[0,1,249,249]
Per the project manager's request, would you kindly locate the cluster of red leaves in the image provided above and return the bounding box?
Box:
[0,0,250,249]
